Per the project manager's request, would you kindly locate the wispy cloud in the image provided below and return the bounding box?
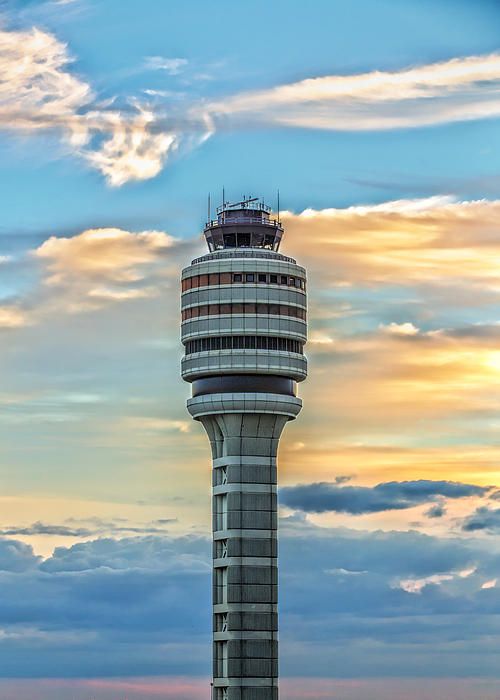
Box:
[0,517,177,537]
[0,27,208,185]
[0,26,91,137]
[144,56,188,75]
[210,53,500,131]
[2,23,500,184]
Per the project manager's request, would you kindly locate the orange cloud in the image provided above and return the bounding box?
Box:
[0,307,30,329]
[32,227,186,314]
[283,197,500,290]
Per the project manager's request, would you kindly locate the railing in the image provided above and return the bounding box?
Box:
[205,217,282,228]
[216,202,272,215]
[191,250,297,265]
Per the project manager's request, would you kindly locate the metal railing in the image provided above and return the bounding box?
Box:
[205,216,282,229]
[191,250,296,265]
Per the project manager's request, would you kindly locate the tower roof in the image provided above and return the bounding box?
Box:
[204,196,283,252]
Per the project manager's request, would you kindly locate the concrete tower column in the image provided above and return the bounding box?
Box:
[181,197,307,700]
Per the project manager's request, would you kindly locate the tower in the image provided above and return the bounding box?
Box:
[181,197,307,699]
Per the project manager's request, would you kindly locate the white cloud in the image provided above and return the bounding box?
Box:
[309,331,336,345]
[0,27,199,185]
[144,56,188,75]
[0,27,91,138]
[3,24,500,184]
[210,53,500,131]
[80,105,180,187]
[398,573,454,594]
[482,579,497,589]
[381,322,420,336]
[124,417,191,433]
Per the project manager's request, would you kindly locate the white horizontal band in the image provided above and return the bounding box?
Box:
[213,557,277,567]
[213,456,277,467]
[213,602,277,614]
[214,529,277,539]
[213,484,277,495]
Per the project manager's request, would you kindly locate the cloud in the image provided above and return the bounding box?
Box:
[482,579,497,590]
[0,518,178,538]
[0,27,91,137]
[381,322,420,336]
[0,225,194,331]
[80,105,181,187]
[280,480,489,515]
[0,526,499,679]
[462,507,500,532]
[283,196,500,290]
[0,307,30,329]
[1,523,93,537]
[35,227,175,284]
[3,26,500,184]
[123,417,191,433]
[144,56,188,75]
[32,226,181,313]
[0,27,204,185]
[397,572,454,594]
[426,504,447,519]
[210,53,500,131]
[0,540,40,572]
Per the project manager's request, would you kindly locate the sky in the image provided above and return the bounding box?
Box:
[1,0,500,698]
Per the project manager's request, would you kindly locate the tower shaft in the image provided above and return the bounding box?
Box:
[181,199,307,699]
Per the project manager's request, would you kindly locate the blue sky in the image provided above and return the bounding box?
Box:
[1,1,500,698]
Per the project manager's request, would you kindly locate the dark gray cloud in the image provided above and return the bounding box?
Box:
[280,480,488,515]
[426,504,447,519]
[1,523,93,537]
[462,507,500,532]
[0,518,178,538]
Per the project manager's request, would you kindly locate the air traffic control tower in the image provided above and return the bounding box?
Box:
[181,197,307,700]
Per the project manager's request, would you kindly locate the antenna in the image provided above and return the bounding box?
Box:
[277,189,280,223]
[222,186,225,208]
[207,193,211,223]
